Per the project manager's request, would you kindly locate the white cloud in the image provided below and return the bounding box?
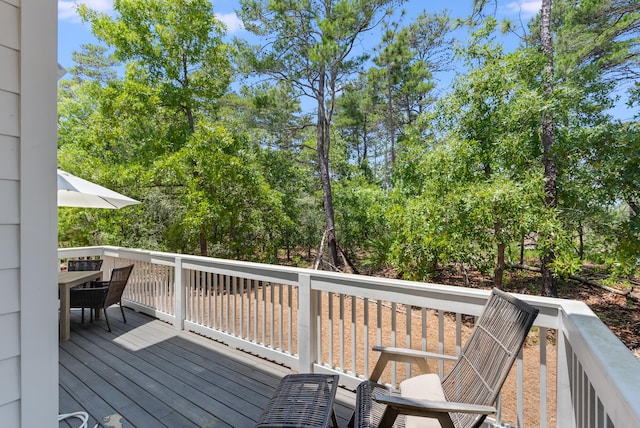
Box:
[506,0,542,16]
[60,2,245,34]
[58,0,114,22]
[216,12,245,33]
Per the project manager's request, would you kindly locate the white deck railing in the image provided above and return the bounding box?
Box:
[59,246,640,428]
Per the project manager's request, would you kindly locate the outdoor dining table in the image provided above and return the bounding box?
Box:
[58,270,103,341]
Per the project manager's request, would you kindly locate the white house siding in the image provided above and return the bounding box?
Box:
[0,0,59,426]
[0,1,21,426]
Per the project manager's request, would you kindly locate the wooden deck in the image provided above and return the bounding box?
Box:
[59,307,356,427]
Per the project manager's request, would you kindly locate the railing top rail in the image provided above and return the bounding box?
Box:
[57,246,104,260]
[305,269,563,328]
[59,245,564,327]
[561,303,640,424]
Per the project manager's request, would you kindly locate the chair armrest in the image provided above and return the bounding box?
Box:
[369,346,458,382]
[373,392,496,415]
[373,346,458,362]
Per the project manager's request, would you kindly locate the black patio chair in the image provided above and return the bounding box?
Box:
[69,264,134,332]
[67,259,103,272]
[67,259,104,290]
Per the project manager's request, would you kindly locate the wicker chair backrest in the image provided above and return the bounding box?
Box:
[441,288,539,428]
[104,264,134,308]
[68,259,103,272]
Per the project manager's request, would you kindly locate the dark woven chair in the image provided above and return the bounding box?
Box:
[69,264,134,332]
[352,288,539,428]
[67,259,104,290]
[67,259,103,272]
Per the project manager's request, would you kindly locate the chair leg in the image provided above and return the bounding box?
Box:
[379,406,401,428]
[103,308,111,332]
[120,302,127,323]
[81,308,85,323]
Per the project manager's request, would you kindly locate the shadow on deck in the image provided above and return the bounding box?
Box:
[59,308,356,427]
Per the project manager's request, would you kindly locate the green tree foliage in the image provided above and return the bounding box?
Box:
[56,0,640,287]
[573,119,640,275]
[335,75,381,178]
[155,124,286,259]
[237,0,403,268]
[58,0,289,259]
[79,0,232,129]
[467,0,640,294]
[541,0,640,280]
[335,11,453,188]
[389,19,584,285]
[222,82,324,262]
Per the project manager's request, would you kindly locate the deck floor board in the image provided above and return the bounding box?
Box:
[64,334,203,427]
[59,307,356,428]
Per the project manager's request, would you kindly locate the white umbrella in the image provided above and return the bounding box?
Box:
[57,168,141,209]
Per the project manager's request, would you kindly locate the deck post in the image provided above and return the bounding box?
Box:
[174,256,186,330]
[297,273,318,373]
[557,324,577,427]
[104,255,116,279]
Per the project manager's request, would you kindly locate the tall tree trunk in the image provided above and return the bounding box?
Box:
[387,67,396,168]
[493,218,504,288]
[362,113,369,167]
[540,0,558,297]
[317,69,339,268]
[186,89,205,256]
[628,198,639,217]
[183,54,195,133]
[495,241,505,289]
[199,230,207,256]
[578,222,584,260]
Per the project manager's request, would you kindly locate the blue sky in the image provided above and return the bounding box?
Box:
[58,1,640,121]
[57,0,541,70]
[57,0,551,115]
